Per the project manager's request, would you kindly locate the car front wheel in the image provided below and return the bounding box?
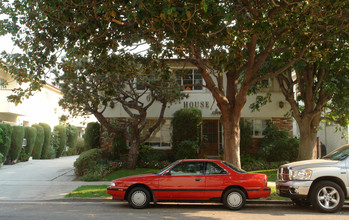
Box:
[127,186,151,209]
[223,188,246,210]
[310,181,344,213]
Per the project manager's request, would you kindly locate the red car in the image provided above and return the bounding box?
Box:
[107,159,270,210]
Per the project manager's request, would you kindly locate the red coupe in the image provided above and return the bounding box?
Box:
[107,159,270,210]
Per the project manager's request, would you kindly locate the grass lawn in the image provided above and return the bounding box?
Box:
[250,169,278,182]
[65,185,111,198]
[67,168,287,200]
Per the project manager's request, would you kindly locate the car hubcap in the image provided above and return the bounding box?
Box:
[131,191,147,207]
[317,186,340,209]
[227,192,242,207]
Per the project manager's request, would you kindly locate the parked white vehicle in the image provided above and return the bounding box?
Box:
[276,144,349,213]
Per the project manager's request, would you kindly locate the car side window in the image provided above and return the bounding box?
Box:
[205,162,228,175]
[170,162,205,176]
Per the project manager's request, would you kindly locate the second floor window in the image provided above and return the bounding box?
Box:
[175,68,203,91]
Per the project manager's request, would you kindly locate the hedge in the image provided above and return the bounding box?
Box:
[7,126,25,163]
[31,124,44,159]
[171,108,202,158]
[39,123,52,159]
[53,125,67,158]
[84,122,100,151]
[0,123,12,160]
[24,127,37,156]
[66,125,78,148]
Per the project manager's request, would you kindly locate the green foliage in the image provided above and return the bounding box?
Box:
[52,125,67,158]
[66,125,78,148]
[258,123,299,162]
[39,123,52,159]
[138,144,167,162]
[18,148,30,162]
[24,127,37,156]
[0,152,4,166]
[31,124,44,159]
[74,148,103,176]
[76,137,85,155]
[0,123,13,160]
[240,120,252,155]
[84,122,100,151]
[171,108,202,156]
[175,140,198,160]
[7,126,25,163]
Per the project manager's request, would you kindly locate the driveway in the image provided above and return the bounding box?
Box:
[0,156,110,201]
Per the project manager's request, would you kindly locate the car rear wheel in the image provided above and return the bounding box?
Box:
[310,181,344,213]
[223,188,246,210]
[127,186,151,209]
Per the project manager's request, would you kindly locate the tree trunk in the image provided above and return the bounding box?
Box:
[297,120,318,160]
[221,113,241,168]
[127,140,139,169]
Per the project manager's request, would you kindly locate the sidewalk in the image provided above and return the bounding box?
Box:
[0,156,110,201]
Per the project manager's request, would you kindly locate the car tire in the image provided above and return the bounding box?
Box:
[310,181,344,213]
[127,186,151,209]
[223,188,246,210]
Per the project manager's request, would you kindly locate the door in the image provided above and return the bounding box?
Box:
[156,161,206,200]
[202,120,219,156]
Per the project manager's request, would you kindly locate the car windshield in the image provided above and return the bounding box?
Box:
[222,161,247,173]
[156,161,178,175]
[323,145,349,161]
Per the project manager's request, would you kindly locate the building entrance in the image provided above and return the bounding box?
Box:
[202,120,219,156]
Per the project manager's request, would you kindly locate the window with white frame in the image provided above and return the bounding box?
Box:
[174,68,203,91]
[246,119,270,137]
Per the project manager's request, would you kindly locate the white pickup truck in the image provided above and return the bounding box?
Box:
[276,144,349,213]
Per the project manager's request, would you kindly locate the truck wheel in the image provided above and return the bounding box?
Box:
[127,186,151,209]
[310,181,344,213]
[223,188,246,210]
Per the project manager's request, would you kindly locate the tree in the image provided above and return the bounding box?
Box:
[1,1,346,168]
[57,53,184,169]
[0,1,184,169]
[277,42,349,160]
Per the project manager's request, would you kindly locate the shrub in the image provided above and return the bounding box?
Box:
[84,122,100,151]
[7,126,25,163]
[31,124,44,159]
[53,125,67,158]
[0,152,4,166]
[76,137,85,154]
[74,148,103,176]
[138,144,167,162]
[24,127,37,156]
[171,108,202,156]
[0,123,13,160]
[175,140,198,160]
[18,148,30,162]
[102,131,128,160]
[258,122,299,162]
[66,125,78,148]
[39,123,52,159]
[240,120,253,154]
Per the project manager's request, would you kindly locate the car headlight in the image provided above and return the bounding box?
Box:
[110,182,116,187]
[289,169,312,180]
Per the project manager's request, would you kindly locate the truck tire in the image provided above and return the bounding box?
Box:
[310,181,344,213]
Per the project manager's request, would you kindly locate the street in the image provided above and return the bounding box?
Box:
[0,200,348,220]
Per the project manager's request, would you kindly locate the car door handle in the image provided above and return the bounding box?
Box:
[195,178,201,182]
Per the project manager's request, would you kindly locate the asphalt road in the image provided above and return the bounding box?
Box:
[0,200,348,220]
